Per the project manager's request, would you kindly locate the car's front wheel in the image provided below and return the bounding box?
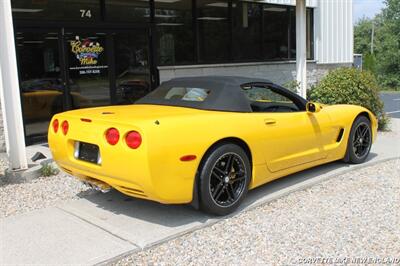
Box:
[198,143,251,216]
[345,115,372,164]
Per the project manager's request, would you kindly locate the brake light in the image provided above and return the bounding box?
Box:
[105,128,119,145]
[125,131,142,149]
[52,119,59,133]
[61,120,69,135]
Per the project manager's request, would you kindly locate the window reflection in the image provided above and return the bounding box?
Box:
[155,0,194,65]
[197,0,230,62]
[65,33,110,108]
[114,32,151,104]
[105,0,150,22]
[232,2,262,61]
[15,32,63,144]
[263,4,289,60]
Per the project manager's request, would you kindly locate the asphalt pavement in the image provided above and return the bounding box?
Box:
[381,92,400,118]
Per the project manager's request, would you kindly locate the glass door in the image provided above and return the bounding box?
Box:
[113,29,151,104]
[64,29,152,106]
[15,29,64,144]
[64,31,111,108]
[15,27,153,145]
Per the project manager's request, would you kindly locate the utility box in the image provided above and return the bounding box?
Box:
[353,54,363,70]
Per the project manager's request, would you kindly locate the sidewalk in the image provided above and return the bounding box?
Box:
[1,119,399,265]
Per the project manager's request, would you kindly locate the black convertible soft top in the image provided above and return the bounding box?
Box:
[136,76,306,112]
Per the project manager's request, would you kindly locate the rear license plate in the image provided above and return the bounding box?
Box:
[77,142,100,164]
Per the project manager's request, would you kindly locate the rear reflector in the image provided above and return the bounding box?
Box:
[105,128,120,145]
[61,120,69,135]
[52,119,59,133]
[180,155,197,162]
[125,131,142,149]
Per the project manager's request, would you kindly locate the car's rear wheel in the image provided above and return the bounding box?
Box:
[345,116,372,164]
[198,143,251,216]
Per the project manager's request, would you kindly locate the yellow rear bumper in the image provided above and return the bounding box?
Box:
[48,115,196,204]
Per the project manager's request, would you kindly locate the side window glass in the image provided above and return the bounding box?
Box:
[242,85,300,112]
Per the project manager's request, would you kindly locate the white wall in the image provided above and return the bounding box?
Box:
[314,0,353,64]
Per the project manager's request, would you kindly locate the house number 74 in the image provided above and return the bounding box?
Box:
[80,9,92,18]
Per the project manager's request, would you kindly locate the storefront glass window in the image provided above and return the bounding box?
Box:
[11,0,100,21]
[155,0,194,65]
[263,4,289,60]
[105,0,150,22]
[197,0,230,62]
[15,31,63,144]
[114,31,151,104]
[232,2,262,61]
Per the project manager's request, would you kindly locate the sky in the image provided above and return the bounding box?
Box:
[353,0,386,24]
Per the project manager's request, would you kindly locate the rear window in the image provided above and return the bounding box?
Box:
[164,87,210,102]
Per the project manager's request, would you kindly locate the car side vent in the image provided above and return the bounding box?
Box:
[336,128,344,142]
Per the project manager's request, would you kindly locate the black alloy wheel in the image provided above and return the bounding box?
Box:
[345,115,372,164]
[209,153,247,207]
[352,122,371,158]
[198,143,251,216]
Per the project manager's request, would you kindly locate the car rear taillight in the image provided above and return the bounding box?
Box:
[106,128,120,145]
[125,131,142,149]
[52,119,59,133]
[61,120,69,135]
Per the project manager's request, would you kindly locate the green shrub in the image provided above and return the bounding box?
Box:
[309,68,388,130]
[283,80,300,94]
[41,163,59,177]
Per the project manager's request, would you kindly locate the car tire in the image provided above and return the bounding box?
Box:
[198,143,251,216]
[344,116,372,164]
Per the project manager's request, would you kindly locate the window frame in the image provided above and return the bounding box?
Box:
[241,82,307,113]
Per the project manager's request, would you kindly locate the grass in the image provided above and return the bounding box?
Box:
[41,163,59,177]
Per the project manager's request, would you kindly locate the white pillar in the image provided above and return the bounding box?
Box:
[296,0,307,99]
[0,0,28,170]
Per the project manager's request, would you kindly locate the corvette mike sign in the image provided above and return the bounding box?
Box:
[69,36,108,75]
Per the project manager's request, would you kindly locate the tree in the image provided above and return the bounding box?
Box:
[376,0,400,88]
[353,0,400,90]
[354,17,374,55]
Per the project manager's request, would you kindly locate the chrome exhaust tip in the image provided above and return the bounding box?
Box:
[81,179,111,193]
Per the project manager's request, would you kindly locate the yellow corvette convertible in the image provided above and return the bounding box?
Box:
[49,76,377,215]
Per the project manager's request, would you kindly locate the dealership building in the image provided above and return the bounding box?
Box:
[0,0,353,170]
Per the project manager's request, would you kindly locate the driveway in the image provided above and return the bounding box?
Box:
[381,92,400,118]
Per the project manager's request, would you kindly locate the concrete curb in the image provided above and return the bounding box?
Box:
[96,156,400,266]
[4,164,42,182]
[3,159,56,182]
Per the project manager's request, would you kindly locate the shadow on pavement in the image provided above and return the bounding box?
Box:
[77,153,378,228]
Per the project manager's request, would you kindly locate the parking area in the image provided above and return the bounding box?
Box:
[381,92,400,118]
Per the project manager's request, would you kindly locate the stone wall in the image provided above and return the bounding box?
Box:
[158,61,352,89]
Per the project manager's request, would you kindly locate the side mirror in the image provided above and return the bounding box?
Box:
[306,102,322,113]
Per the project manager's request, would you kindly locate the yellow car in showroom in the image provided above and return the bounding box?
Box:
[49,76,377,215]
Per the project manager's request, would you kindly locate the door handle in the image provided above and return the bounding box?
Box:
[264,119,277,125]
